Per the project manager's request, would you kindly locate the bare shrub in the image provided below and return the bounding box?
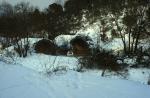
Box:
[46,66,68,76]
[13,38,30,58]
[79,50,127,76]
[52,66,67,74]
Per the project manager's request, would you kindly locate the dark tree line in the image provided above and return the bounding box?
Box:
[0,1,68,57]
[0,0,150,57]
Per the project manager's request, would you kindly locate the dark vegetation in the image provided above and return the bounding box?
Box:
[0,0,150,73]
[70,36,92,56]
[78,50,127,76]
[34,39,56,55]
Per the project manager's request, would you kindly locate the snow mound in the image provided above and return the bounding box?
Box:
[54,35,74,47]
[16,54,78,72]
[0,62,150,98]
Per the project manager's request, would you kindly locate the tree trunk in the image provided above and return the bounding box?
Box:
[128,28,131,54]
[134,31,140,53]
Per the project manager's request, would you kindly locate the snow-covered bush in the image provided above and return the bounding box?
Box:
[45,65,68,75]
[14,42,30,57]
[52,66,68,74]
[0,51,16,64]
[123,57,137,67]
[120,54,150,68]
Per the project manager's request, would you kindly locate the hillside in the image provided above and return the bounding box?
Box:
[0,61,150,98]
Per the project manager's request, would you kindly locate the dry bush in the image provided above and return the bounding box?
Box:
[79,50,127,76]
[34,39,57,55]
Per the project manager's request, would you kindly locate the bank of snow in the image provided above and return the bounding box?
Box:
[16,54,78,72]
[1,51,150,85]
[0,61,150,98]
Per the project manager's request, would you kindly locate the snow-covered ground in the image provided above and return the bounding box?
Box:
[0,40,150,85]
[0,61,150,98]
[0,36,150,98]
[16,54,78,72]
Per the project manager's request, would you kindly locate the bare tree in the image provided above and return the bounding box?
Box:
[13,2,34,57]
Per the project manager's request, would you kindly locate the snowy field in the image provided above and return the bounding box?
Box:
[0,61,150,98]
[0,36,150,98]
[0,1,150,97]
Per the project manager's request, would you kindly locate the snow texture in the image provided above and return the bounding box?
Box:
[0,61,150,98]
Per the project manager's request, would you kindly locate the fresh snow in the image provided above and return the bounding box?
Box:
[2,53,146,85]
[16,54,78,72]
[128,68,150,84]
[100,38,124,52]
[123,57,137,66]
[54,35,74,48]
[0,36,150,98]
[0,61,150,98]
[1,47,150,85]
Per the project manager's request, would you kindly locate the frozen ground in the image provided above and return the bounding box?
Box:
[0,61,150,98]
